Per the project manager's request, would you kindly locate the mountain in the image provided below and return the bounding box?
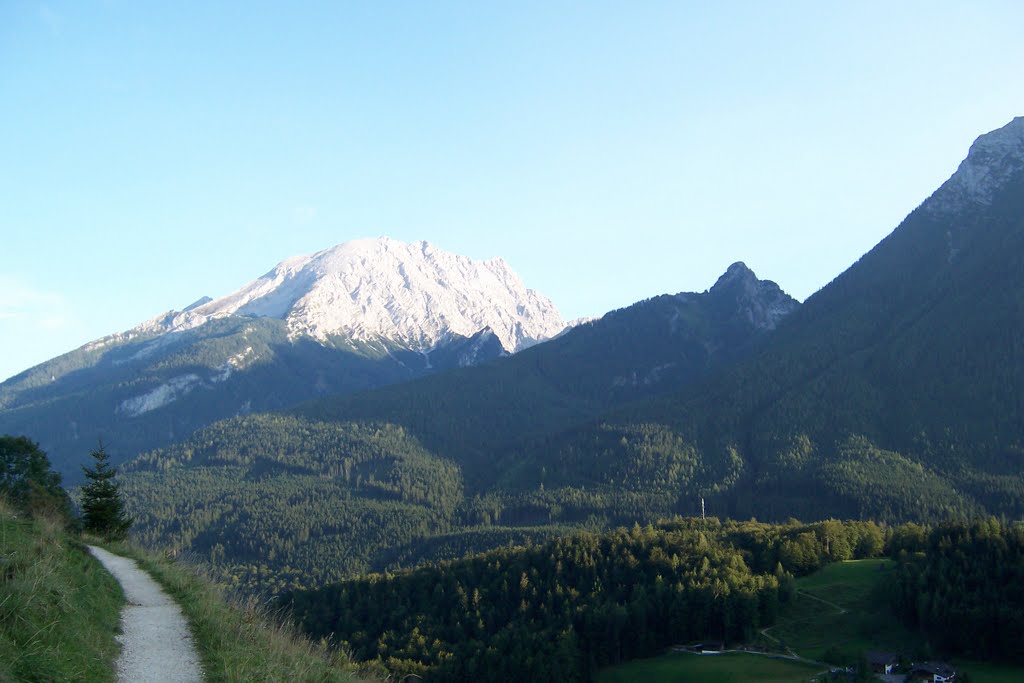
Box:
[139,237,564,354]
[299,260,798,486]
[556,115,1024,522]
[0,237,566,480]
[120,263,799,591]
[118,117,1024,594]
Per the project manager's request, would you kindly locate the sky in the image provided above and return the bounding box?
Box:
[2,1,1024,382]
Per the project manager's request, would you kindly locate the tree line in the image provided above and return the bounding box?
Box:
[283,518,891,682]
[887,518,1024,662]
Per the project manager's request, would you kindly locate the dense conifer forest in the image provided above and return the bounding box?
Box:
[888,519,1024,663]
[120,410,1004,593]
[283,518,892,682]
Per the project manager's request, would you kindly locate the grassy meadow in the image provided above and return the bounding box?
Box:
[760,558,918,661]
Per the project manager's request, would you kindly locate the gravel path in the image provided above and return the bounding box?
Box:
[88,545,204,683]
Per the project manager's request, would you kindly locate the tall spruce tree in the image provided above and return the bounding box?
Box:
[80,443,132,539]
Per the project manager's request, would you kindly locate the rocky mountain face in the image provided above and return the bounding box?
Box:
[927,115,1024,213]
[143,237,565,354]
[700,262,799,333]
[0,238,566,480]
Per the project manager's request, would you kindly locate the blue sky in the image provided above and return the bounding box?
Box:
[2,1,1023,381]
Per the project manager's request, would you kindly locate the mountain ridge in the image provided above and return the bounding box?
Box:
[120,116,1024,593]
[0,238,570,479]
[119,262,801,588]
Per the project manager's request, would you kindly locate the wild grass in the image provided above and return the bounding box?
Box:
[0,496,123,683]
[99,540,375,683]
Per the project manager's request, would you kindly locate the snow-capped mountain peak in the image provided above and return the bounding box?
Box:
[141,237,565,353]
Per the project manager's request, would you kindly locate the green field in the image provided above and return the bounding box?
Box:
[950,660,1024,683]
[761,559,919,662]
[600,559,1024,683]
[598,652,821,683]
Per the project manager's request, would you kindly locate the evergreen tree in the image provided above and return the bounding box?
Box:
[0,434,70,518]
[80,443,132,539]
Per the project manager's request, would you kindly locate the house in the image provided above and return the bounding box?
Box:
[674,641,725,654]
[822,667,856,683]
[866,651,901,675]
[909,661,956,682]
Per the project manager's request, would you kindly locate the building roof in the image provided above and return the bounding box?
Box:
[911,661,956,676]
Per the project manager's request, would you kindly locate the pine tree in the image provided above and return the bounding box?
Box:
[80,443,132,539]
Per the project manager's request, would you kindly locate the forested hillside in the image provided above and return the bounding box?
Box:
[121,416,766,592]
[888,519,1024,662]
[299,262,797,486]
[608,116,1024,521]
[283,124,1024,531]
[123,416,462,592]
[501,116,1024,523]
[283,518,887,682]
[121,265,798,589]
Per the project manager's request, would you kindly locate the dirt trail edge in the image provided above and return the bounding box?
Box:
[88,545,205,683]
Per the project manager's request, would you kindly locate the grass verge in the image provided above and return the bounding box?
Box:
[0,498,123,683]
[97,539,373,683]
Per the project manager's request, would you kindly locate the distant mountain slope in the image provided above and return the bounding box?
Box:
[0,238,565,480]
[557,115,1024,520]
[120,118,1024,593]
[121,264,799,588]
[297,261,799,484]
[296,116,1024,525]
